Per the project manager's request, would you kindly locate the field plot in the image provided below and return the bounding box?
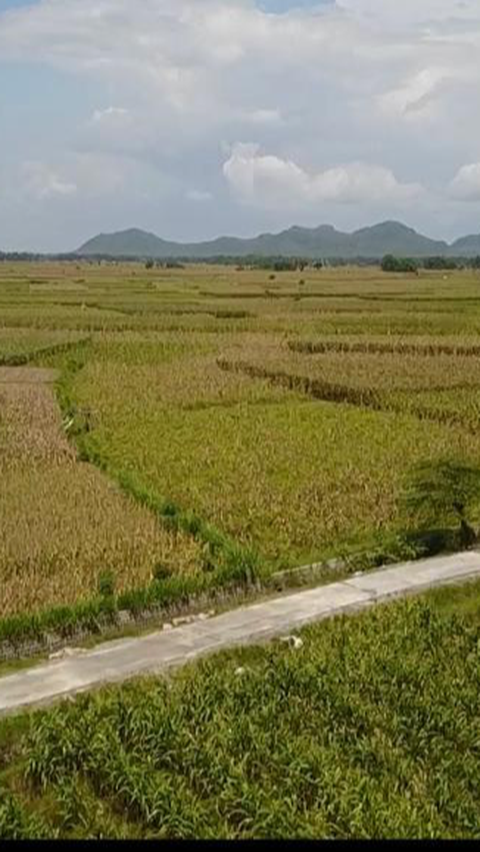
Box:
[70,334,480,566]
[0,367,201,617]
[1,261,480,618]
[1,596,479,839]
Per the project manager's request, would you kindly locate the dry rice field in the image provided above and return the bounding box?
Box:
[0,365,201,617]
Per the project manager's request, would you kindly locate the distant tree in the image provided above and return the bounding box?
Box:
[382,255,419,274]
[313,260,324,270]
[423,256,458,271]
[471,256,480,270]
[145,259,154,270]
[402,460,480,547]
[381,254,400,273]
[273,259,298,272]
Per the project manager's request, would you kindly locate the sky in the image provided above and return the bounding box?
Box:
[0,0,480,251]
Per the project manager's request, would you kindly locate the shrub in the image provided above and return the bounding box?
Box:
[98,571,116,599]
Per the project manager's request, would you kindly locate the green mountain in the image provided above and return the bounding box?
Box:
[76,221,477,259]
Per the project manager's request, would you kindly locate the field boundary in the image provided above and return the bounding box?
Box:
[288,339,480,358]
[217,357,477,432]
[0,545,403,663]
[0,336,91,367]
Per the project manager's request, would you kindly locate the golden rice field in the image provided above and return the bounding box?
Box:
[1,260,480,619]
[0,366,201,617]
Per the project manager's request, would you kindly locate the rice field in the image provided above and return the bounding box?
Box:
[0,366,201,617]
[1,260,480,617]
[0,329,86,364]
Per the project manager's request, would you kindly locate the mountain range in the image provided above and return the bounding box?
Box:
[77,221,480,260]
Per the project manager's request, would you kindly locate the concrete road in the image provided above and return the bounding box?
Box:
[1,550,480,716]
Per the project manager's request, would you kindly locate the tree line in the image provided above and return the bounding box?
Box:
[381,254,480,273]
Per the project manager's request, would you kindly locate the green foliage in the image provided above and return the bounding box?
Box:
[98,571,116,599]
[0,788,52,839]
[152,562,173,583]
[3,599,478,838]
[423,256,458,271]
[0,596,118,645]
[403,459,480,545]
[381,255,419,273]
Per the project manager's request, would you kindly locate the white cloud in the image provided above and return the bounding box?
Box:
[378,68,448,120]
[1,0,480,247]
[20,154,134,202]
[223,143,422,208]
[22,162,77,200]
[91,106,130,125]
[450,163,480,201]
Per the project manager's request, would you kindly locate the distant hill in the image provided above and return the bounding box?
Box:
[450,234,480,256]
[76,221,479,260]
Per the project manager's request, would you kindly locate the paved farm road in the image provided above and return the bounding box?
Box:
[1,550,480,716]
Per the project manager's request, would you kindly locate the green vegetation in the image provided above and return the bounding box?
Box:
[381,254,419,274]
[1,593,480,839]
[402,460,480,547]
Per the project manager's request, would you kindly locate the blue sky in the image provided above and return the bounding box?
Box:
[0,0,36,11]
[1,0,480,251]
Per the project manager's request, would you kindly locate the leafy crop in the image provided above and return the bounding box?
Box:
[2,598,480,838]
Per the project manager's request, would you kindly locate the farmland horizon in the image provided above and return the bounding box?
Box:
[2,0,480,839]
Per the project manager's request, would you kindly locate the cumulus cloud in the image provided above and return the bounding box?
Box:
[450,163,480,201]
[223,143,422,208]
